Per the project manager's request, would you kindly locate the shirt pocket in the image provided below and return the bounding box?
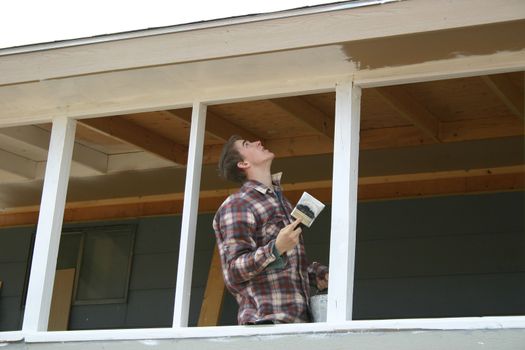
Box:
[260,214,287,246]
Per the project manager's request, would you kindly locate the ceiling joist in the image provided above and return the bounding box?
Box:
[0,148,37,179]
[375,86,440,142]
[481,74,524,120]
[79,117,188,165]
[166,109,261,142]
[269,97,334,139]
[0,125,108,174]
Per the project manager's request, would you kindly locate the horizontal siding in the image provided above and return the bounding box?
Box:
[0,192,523,330]
[353,272,525,319]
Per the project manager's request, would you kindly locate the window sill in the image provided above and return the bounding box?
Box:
[1,316,524,343]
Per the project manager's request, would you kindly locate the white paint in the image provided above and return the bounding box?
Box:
[0,125,108,173]
[0,148,37,179]
[327,81,361,322]
[14,316,525,343]
[172,102,207,327]
[1,0,522,85]
[0,331,23,342]
[21,117,76,332]
[140,340,160,346]
[0,0,391,53]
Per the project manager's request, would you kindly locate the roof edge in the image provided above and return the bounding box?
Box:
[0,0,397,56]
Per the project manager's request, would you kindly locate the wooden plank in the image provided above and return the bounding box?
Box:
[0,148,37,179]
[375,86,440,142]
[269,97,334,138]
[167,109,260,142]
[481,74,524,119]
[0,125,108,173]
[1,171,523,228]
[197,247,226,327]
[79,117,188,165]
[48,268,75,331]
[327,81,361,322]
[440,115,524,142]
[22,117,76,332]
[172,102,207,327]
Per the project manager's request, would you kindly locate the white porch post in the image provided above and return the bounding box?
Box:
[172,102,207,327]
[326,80,361,322]
[22,116,76,332]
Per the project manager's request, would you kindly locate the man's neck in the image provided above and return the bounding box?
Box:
[247,170,273,189]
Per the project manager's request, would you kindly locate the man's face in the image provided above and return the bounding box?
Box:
[234,139,274,169]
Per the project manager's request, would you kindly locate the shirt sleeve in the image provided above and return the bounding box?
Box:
[217,201,278,284]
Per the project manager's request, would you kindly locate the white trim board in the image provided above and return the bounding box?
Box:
[1,0,522,85]
[4,316,523,343]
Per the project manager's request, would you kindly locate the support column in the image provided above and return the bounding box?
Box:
[22,117,76,331]
[326,81,361,322]
[172,102,207,327]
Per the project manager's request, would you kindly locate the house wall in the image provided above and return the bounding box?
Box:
[0,191,523,330]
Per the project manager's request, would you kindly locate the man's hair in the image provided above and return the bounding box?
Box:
[218,135,247,183]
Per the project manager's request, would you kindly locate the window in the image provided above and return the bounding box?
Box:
[58,225,135,305]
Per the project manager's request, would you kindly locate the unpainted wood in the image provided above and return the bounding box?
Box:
[481,74,524,119]
[197,247,225,327]
[48,268,75,331]
[1,170,523,227]
[269,96,335,138]
[375,86,440,142]
[79,117,188,165]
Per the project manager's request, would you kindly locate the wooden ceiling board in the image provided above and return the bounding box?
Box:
[301,93,336,117]
[209,100,316,140]
[41,123,139,154]
[360,88,414,130]
[404,76,512,122]
[122,111,192,145]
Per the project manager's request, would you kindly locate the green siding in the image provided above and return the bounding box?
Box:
[0,191,523,330]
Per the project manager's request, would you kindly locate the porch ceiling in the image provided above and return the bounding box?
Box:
[0,71,523,211]
[0,0,523,212]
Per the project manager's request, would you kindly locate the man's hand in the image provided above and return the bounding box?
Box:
[317,273,329,291]
[275,218,302,255]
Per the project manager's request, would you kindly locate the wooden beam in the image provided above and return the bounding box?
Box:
[0,148,37,179]
[79,117,187,165]
[0,126,108,174]
[167,109,260,142]
[375,86,440,142]
[198,247,226,327]
[481,74,524,119]
[269,97,334,138]
[1,168,523,228]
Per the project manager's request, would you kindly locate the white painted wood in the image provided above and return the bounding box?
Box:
[0,0,522,85]
[0,148,37,179]
[17,316,525,343]
[0,126,107,173]
[172,102,207,327]
[21,117,76,332]
[107,152,177,173]
[327,81,361,322]
[0,331,24,342]
[1,49,524,129]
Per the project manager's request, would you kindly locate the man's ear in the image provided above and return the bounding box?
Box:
[237,160,249,170]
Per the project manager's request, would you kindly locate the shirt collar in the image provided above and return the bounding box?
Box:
[242,172,283,195]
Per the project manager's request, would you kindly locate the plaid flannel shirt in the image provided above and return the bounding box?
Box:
[213,173,328,324]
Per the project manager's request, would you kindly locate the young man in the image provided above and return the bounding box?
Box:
[213,135,329,325]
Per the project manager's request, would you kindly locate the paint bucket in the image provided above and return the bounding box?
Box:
[310,294,327,322]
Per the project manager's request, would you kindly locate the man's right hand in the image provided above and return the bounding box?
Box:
[275,218,302,255]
